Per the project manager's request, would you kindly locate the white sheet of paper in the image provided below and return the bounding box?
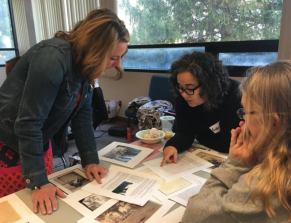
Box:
[61,189,114,216]
[143,151,213,181]
[48,165,90,195]
[98,141,154,168]
[135,166,202,202]
[192,149,227,173]
[82,165,163,206]
[170,182,205,206]
[0,193,45,223]
[158,206,186,223]
[77,199,175,223]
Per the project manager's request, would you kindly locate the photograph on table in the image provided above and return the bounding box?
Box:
[48,165,90,194]
[103,145,141,163]
[98,142,154,168]
[79,194,110,211]
[54,171,90,193]
[95,200,161,223]
[0,200,22,223]
[0,193,45,223]
[112,181,133,196]
[192,149,227,173]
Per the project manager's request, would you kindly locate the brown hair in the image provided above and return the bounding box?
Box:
[54,8,130,84]
[5,56,21,77]
[241,61,291,220]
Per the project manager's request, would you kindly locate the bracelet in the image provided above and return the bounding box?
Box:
[31,183,52,192]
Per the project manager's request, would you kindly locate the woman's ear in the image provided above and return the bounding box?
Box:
[271,114,281,136]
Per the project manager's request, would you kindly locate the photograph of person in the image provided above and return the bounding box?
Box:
[181,61,291,223]
[103,145,141,163]
[161,52,241,167]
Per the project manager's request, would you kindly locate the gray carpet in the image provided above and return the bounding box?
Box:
[53,118,139,172]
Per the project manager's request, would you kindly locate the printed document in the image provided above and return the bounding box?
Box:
[82,165,163,206]
[143,151,213,181]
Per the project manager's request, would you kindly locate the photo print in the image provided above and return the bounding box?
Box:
[102,145,141,163]
[95,201,161,223]
[0,200,22,223]
[79,194,110,211]
[196,152,226,170]
[112,181,133,196]
[54,171,90,193]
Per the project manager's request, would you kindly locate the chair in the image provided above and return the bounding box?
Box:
[125,75,175,126]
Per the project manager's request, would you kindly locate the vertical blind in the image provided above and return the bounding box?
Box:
[31,0,101,43]
[11,0,30,55]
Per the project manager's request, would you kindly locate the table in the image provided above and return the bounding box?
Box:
[15,140,212,223]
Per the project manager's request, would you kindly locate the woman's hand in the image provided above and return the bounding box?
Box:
[32,185,66,215]
[229,121,258,167]
[85,164,109,184]
[160,146,178,167]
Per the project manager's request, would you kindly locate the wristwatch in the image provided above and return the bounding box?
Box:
[31,183,52,192]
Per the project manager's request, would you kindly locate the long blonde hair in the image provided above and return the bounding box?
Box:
[54,8,130,84]
[241,61,291,219]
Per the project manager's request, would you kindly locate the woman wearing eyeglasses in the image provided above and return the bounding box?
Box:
[161,51,241,166]
[181,61,291,222]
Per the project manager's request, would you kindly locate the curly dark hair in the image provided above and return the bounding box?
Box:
[170,51,230,111]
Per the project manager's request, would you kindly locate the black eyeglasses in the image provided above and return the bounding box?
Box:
[236,108,256,119]
[175,84,200,95]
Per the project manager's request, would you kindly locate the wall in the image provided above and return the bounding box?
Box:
[278,0,291,60]
[0,67,6,85]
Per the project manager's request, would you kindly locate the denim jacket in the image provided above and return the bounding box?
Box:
[0,38,99,189]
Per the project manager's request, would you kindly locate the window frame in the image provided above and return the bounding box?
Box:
[0,0,19,67]
[123,40,279,77]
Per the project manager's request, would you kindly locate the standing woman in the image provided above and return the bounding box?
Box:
[182,61,291,222]
[0,8,129,215]
[161,52,241,166]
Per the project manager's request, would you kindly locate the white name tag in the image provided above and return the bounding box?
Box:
[209,121,220,134]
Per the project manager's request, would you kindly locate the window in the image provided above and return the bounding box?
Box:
[118,0,283,75]
[0,0,18,66]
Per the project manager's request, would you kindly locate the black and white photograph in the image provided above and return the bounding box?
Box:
[102,145,141,163]
[112,181,133,196]
[95,200,161,223]
[79,194,110,211]
[54,171,90,193]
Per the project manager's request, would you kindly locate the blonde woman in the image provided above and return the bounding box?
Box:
[0,8,129,215]
[182,61,291,222]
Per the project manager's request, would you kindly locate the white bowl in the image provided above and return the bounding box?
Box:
[135,130,165,144]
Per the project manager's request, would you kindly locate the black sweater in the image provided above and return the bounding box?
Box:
[165,79,242,154]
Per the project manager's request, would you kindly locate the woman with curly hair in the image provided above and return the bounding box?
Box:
[0,8,129,215]
[161,51,241,166]
[182,61,291,222]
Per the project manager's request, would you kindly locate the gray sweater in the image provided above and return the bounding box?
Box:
[181,157,289,223]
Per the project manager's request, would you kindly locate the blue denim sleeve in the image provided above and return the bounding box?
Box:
[71,91,99,167]
[14,46,67,189]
